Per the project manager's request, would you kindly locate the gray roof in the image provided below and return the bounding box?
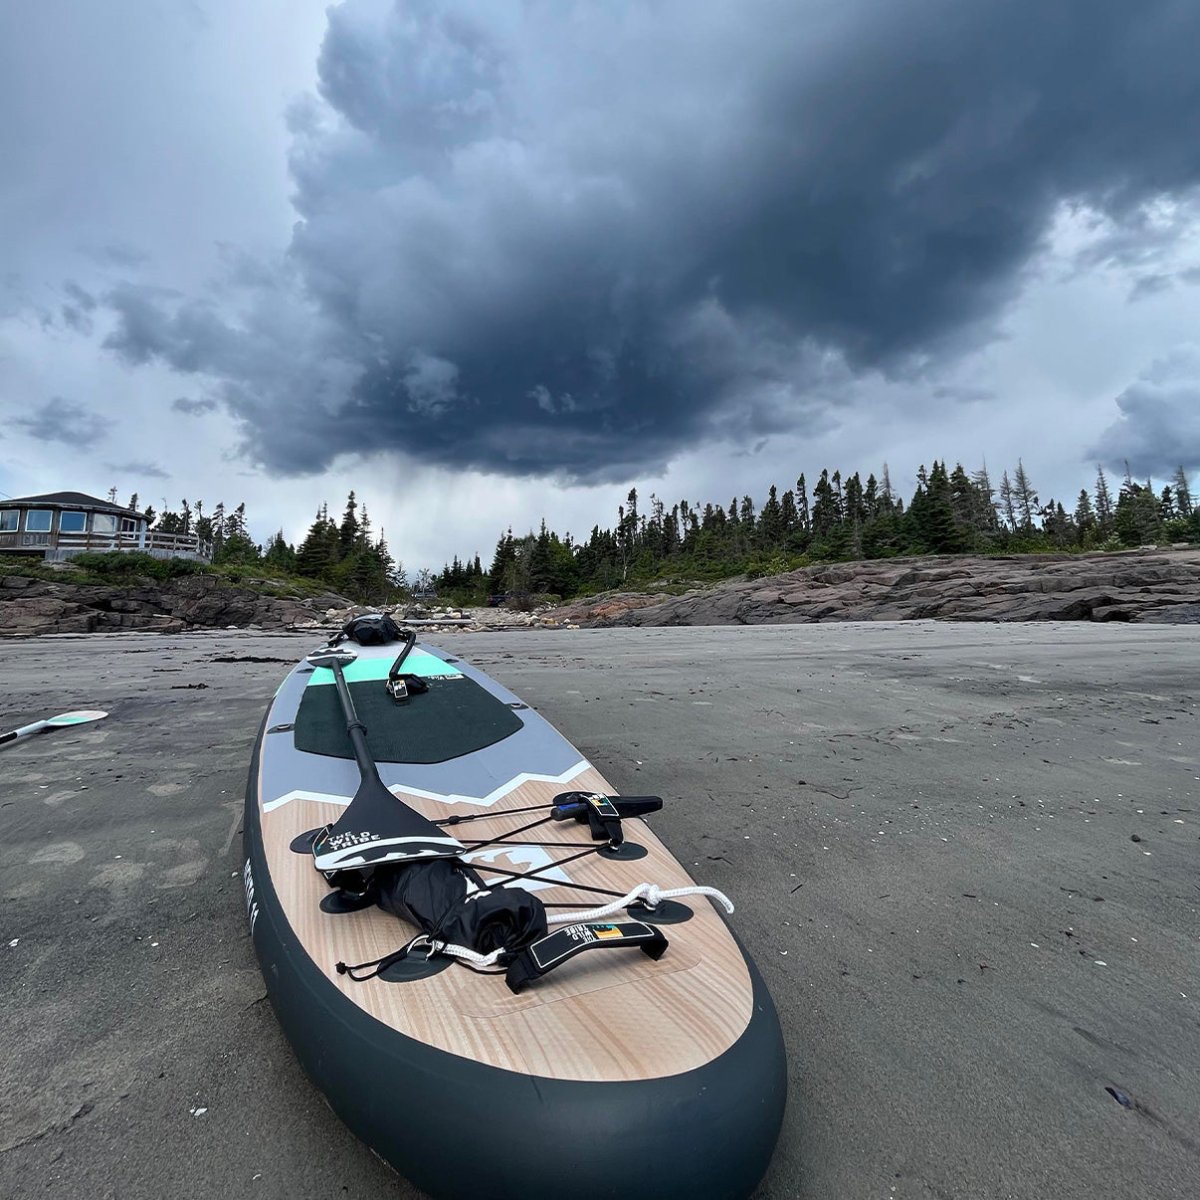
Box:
[0,491,140,516]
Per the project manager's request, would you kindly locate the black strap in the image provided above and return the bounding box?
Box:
[336,934,427,981]
[504,921,668,994]
[386,632,426,701]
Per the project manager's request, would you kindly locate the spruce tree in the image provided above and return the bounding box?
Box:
[1114,482,1163,546]
[811,470,837,540]
[795,475,810,534]
[999,471,1017,532]
[969,465,999,536]
[1094,466,1114,535]
[297,507,339,579]
[1159,486,1176,523]
[879,463,895,512]
[1012,461,1038,533]
[758,485,783,548]
[779,489,798,538]
[1172,466,1193,517]
[1073,489,1096,544]
[264,530,297,572]
[338,492,360,558]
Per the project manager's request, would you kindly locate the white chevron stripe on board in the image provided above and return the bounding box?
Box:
[263,760,592,813]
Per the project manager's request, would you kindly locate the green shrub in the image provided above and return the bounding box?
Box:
[68,551,207,581]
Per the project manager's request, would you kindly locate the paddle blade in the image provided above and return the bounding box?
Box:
[312,774,465,873]
[44,710,108,728]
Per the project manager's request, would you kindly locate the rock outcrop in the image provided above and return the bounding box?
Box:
[555,550,1200,628]
[323,602,582,632]
[0,573,348,638]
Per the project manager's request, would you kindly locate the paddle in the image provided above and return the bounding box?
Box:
[0,709,108,750]
[304,647,464,876]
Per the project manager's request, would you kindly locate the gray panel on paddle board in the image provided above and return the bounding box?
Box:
[262,645,590,812]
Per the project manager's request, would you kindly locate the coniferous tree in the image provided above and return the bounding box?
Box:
[264,530,297,572]
[1012,461,1038,534]
[795,475,811,535]
[1172,465,1193,518]
[1159,486,1176,523]
[998,471,1018,532]
[338,491,360,558]
[487,529,517,594]
[297,505,339,578]
[879,463,895,511]
[1094,466,1114,536]
[948,463,977,540]
[209,502,226,558]
[1114,481,1163,546]
[758,485,783,548]
[925,461,965,552]
[970,465,998,535]
[1073,489,1096,544]
[811,470,837,541]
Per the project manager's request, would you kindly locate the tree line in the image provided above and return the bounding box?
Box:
[126,490,406,602]
[440,461,1198,602]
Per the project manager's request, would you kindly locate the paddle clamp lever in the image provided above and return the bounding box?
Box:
[551,792,663,848]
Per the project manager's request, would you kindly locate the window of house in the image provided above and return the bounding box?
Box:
[59,511,87,533]
[0,510,16,532]
[24,510,52,532]
[92,513,118,533]
[120,518,138,533]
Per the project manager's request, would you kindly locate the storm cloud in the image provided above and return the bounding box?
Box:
[171,396,219,416]
[105,459,171,480]
[14,397,106,448]
[100,0,1200,482]
[1091,347,1200,478]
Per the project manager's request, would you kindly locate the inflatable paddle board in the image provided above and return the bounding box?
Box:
[243,636,785,1199]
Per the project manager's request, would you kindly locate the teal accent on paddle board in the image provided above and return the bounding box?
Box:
[307,652,461,687]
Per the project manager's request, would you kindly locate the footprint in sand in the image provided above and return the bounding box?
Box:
[29,842,85,865]
[148,782,188,797]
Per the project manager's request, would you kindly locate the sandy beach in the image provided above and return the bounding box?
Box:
[2,622,1197,1200]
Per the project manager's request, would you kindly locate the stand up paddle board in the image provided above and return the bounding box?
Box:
[243,633,785,1200]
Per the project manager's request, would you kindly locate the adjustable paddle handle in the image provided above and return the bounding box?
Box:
[551,793,664,820]
[551,793,664,845]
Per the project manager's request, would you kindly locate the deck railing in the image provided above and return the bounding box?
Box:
[0,528,213,562]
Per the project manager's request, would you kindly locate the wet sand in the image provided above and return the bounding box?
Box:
[1,623,1197,1199]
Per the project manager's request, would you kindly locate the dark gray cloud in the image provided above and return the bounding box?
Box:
[105,460,171,479]
[100,0,1200,482]
[13,397,106,447]
[58,281,98,335]
[1091,347,1200,477]
[82,241,151,269]
[171,395,218,416]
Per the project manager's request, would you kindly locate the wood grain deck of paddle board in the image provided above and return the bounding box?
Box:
[256,757,754,1082]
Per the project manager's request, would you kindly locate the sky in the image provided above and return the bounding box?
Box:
[2,0,1200,573]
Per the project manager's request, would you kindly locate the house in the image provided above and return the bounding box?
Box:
[0,491,212,562]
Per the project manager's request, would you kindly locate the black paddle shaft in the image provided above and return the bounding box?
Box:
[327,656,384,784]
[306,646,466,872]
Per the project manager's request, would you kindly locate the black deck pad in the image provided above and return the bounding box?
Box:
[294,676,523,764]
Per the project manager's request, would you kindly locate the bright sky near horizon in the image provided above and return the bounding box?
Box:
[3,1,1200,571]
